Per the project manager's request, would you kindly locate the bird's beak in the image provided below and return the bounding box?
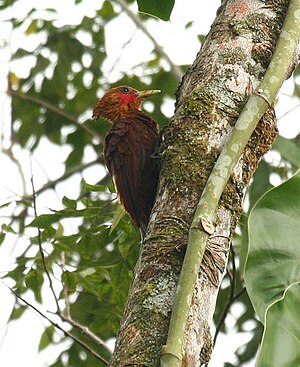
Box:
[136,89,161,98]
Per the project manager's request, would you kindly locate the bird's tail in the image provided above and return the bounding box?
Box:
[139,222,147,240]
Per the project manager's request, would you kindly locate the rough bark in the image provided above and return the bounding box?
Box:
[108,0,289,366]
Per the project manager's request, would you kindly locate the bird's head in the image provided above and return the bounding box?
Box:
[92,85,160,123]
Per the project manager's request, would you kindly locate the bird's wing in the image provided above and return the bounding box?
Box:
[104,116,158,230]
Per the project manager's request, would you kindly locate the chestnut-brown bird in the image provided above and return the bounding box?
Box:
[93,85,160,238]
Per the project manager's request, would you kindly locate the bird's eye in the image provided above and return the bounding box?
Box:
[120,87,130,94]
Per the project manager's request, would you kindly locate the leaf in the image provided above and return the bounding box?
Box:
[62,196,77,210]
[273,135,300,168]
[84,183,107,192]
[24,269,44,303]
[54,240,76,252]
[248,160,273,210]
[45,8,57,12]
[40,225,56,241]
[236,322,263,364]
[64,144,83,168]
[198,34,206,44]
[5,263,26,282]
[137,0,175,21]
[256,284,300,367]
[99,0,115,20]
[62,270,78,292]
[13,48,31,59]
[39,325,55,351]
[2,223,16,234]
[29,214,61,228]
[245,169,300,322]
[30,55,51,75]
[9,305,26,321]
[0,232,5,245]
[110,204,126,234]
[77,232,96,259]
[240,160,273,274]
[79,267,96,277]
[25,20,39,35]
[9,72,20,86]
[70,270,102,297]
[13,97,42,147]
[56,209,85,218]
[92,249,124,267]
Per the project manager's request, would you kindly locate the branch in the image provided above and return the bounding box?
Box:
[60,252,112,357]
[5,283,109,365]
[2,146,27,194]
[213,246,246,346]
[30,162,60,313]
[31,164,113,356]
[161,1,300,365]
[35,156,104,196]
[7,90,101,142]
[277,101,300,121]
[59,313,113,356]
[113,0,182,81]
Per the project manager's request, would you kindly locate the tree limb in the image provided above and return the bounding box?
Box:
[108,1,294,366]
[35,156,105,195]
[161,0,300,363]
[60,250,112,357]
[7,90,101,142]
[30,162,61,313]
[4,283,109,365]
[213,246,246,346]
[59,312,113,356]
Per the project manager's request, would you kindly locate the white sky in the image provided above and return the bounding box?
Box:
[0,0,299,366]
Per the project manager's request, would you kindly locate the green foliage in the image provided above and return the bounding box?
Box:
[39,325,55,352]
[273,135,300,168]
[1,0,300,366]
[245,170,300,366]
[137,0,175,21]
[1,1,180,365]
[246,170,300,321]
[256,284,300,367]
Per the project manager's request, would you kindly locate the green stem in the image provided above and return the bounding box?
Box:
[160,1,300,365]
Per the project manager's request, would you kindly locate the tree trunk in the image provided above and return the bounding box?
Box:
[109,0,289,366]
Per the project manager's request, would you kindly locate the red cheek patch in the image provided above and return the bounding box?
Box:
[118,92,137,104]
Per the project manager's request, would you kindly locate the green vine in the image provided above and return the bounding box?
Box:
[160,1,300,365]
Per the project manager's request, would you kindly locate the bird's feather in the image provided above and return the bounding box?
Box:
[104,110,159,236]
